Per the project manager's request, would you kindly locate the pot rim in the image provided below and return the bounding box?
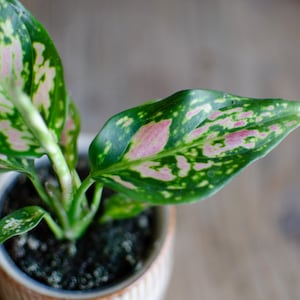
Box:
[0,134,176,299]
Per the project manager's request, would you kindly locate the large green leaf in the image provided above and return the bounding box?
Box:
[0,0,67,157]
[0,206,46,243]
[89,89,300,204]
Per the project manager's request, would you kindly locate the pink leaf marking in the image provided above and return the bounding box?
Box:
[284,120,297,127]
[108,175,136,190]
[1,46,12,77]
[203,129,260,157]
[186,109,255,143]
[132,161,175,181]
[186,125,209,142]
[208,110,222,120]
[176,155,191,177]
[226,130,257,148]
[269,124,280,133]
[186,104,211,120]
[60,118,75,145]
[218,117,238,128]
[237,111,253,119]
[1,19,23,85]
[194,161,213,171]
[126,119,171,160]
[186,116,246,144]
[0,120,32,152]
[32,43,56,113]
[234,120,247,128]
[1,40,23,87]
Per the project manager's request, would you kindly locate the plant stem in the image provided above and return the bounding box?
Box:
[90,182,103,212]
[9,87,73,209]
[71,169,88,210]
[70,183,103,240]
[28,172,51,206]
[6,157,52,206]
[71,175,95,221]
[44,213,64,240]
[45,182,70,231]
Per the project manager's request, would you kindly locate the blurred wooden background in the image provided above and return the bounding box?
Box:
[21,0,300,299]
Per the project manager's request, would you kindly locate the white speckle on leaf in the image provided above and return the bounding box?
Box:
[3,217,21,231]
[104,141,112,154]
[116,116,133,128]
[161,190,172,199]
[215,97,226,103]
[198,180,209,187]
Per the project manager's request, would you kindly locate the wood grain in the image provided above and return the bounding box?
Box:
[20,0,300,299]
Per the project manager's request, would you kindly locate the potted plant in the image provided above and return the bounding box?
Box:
[0,0,300,299]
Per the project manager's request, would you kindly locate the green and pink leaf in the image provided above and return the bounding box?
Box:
[0,0,67,157]
[89,90,300,204]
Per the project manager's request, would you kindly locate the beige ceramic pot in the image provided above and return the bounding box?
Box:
[0,136,176,300]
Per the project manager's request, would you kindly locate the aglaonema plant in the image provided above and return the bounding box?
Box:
[1,0,300,243]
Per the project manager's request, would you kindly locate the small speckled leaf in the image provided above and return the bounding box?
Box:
[89,89,300,204]
[0,0,67,157]
[0,206,46,243]
[100,193,150,223]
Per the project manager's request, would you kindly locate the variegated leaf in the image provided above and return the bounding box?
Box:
[0,0,67,157]
[60,98,81,169]
[0,206,46,243]
[89,89,300,204]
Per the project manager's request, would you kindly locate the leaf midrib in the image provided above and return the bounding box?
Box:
[91,111,300,178]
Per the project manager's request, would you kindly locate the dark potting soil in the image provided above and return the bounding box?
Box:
[1,159,156,291]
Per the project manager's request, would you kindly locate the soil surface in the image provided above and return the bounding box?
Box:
[1,160,156,291]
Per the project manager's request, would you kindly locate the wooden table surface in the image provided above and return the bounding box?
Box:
[21,0,300,299]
